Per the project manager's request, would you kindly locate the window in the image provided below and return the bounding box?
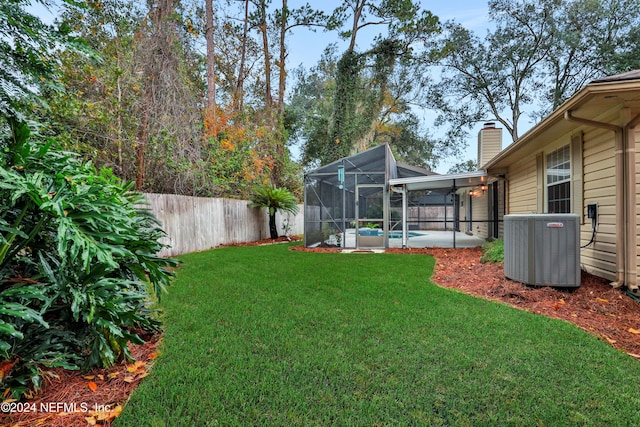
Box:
[546,145,571,213]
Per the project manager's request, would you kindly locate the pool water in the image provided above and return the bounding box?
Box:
[352,230,425,238]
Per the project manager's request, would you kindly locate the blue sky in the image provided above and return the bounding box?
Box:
[285,1,494,172]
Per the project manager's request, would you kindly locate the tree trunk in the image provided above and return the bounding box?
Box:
[348,0,365,52]
[277,0,287,113]
[205,0,216,112]
[259,0,273,108]
[234,0,250,111]
[269,212,278,239]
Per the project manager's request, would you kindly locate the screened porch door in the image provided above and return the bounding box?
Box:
[355,185,386,248]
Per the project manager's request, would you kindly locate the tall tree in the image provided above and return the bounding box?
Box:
[205,0,216,112]
[542,0,640,114]
[48,0,205,195]
[323,0,440,165]
[274,1,327,112]
[235,0,250,110]
[428,0,640,145]
[291,48,444,170]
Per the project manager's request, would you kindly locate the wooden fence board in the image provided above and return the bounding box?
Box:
[143,193,304,257]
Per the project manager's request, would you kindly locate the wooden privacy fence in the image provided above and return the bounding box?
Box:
[144,193,304,257]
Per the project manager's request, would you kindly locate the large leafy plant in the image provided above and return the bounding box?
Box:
[0,121,176,398]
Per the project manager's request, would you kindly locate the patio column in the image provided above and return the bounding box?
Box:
[402,185,408,248]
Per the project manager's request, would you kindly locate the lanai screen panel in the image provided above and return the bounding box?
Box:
[304,144,392,248]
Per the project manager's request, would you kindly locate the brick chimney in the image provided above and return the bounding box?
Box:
[477,122,502,169]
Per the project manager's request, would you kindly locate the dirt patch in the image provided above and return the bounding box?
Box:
[1,334,160,427]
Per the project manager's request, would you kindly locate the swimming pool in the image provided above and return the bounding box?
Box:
[351,230,425,238]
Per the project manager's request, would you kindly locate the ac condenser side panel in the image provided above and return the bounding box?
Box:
[504,215,533,284]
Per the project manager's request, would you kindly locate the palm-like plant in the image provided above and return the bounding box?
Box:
[249,185,299,239]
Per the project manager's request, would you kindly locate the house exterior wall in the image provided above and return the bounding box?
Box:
[502,125,619,282]
[581,127,617,281]
[504,155,538,214]
[472,191,489,237]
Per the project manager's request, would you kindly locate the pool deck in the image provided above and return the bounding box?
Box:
[342,229,486,249]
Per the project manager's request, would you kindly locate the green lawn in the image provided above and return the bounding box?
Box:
[116,243,640,426]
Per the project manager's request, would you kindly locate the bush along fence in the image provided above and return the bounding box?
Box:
[144,193,304,257]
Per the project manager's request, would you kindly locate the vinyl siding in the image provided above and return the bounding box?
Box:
[579,127,617,281]
[478,128,503,168]
[506,155,538,214]
[503,126,618,282]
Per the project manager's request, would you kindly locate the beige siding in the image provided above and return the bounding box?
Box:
[478,128,503,168]
[580,127,617,281]
[503,126,618,282]
[506,155,538,214]
[472,191,489,237]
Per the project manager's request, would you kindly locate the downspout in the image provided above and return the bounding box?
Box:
[564,111,625,288]
[625,113,640,294]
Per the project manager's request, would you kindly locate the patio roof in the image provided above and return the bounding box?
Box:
[388,170,489,192]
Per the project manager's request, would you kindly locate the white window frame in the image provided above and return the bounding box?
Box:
[546,145,571,213]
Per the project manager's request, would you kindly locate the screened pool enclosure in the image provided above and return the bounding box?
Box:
[303,144,496,249]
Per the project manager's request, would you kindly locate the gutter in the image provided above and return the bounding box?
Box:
[564,110,640,293]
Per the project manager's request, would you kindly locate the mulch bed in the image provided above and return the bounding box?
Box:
[2,239,639,426]
[1,333,160,427]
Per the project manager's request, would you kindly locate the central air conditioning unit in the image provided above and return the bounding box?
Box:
[504,214,581,287]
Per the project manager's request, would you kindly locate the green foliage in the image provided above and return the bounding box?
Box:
[430,0,640,145]
[249,185,299,239]
[480,239,504,264]
[0,122,176,398]
[448,159,478,174]
[0,0,93,122]
[292,48,442,170]
[302,0,442,166]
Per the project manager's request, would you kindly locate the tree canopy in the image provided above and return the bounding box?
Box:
[427,0,640,146]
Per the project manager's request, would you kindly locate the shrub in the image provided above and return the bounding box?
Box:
[480,239,504,264]
[0,122,176,398]
[249,185,299,239]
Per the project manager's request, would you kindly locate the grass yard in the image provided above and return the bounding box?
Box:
[116,243,640,426]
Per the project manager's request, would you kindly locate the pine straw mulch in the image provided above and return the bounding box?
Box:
[1,332,160,427]
[3,239,639,427]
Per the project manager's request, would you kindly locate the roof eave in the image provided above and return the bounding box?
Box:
[484,79,640,170]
